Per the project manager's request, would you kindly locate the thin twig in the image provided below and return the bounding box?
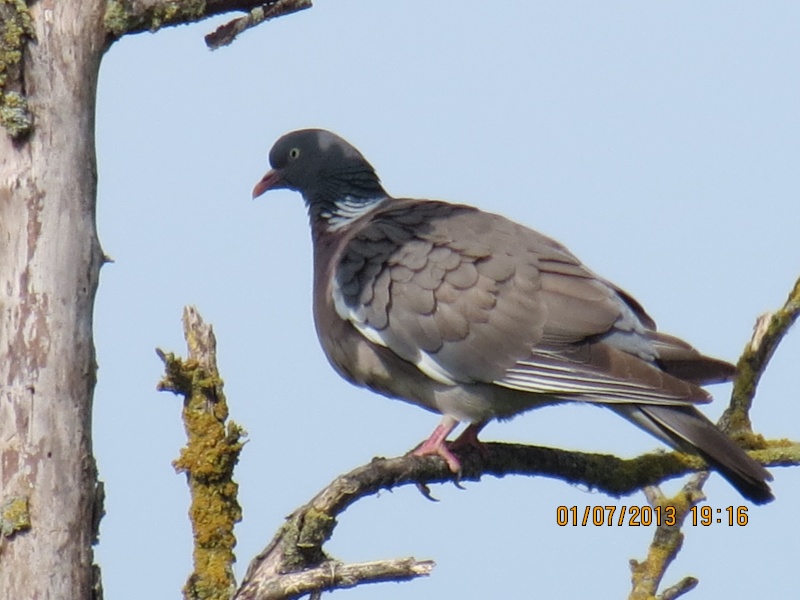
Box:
[237,558,435,600]
[205,0,313,49]
[629,475,707,600]
[104,0,312,45]
[722,275,800,436]
[658,577,699,600]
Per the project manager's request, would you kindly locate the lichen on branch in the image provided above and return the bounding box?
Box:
[0,0,34,138]
[0,496,31,537]
[722,275,800,436]
[104,0,208,39]
[158,306,246,600]
[103,0,312,47]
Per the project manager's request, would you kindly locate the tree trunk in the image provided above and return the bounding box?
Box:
[0,1,106,597]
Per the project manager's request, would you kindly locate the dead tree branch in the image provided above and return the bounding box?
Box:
[722,274,800,436]
[206,0,312,49]
[158,306,245,600]
[103,0,312,48]
[232,440,797,599]
[628,476,707,600]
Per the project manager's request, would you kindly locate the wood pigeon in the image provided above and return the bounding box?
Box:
[253,128,773,503]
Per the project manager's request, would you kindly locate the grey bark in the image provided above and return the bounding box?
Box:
[0,1,106,597]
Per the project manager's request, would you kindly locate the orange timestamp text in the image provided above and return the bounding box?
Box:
[555,505,750,527]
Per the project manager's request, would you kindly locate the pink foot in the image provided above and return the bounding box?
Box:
[411,416,461,472]
[411,418,489,472]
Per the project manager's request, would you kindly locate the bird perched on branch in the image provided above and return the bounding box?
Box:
[253,128,773,504]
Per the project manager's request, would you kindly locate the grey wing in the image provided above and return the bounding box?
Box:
[334,201,546,384]
[494,240,722,404]
[334,200,719,405]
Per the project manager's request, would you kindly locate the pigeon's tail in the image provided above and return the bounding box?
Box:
[612,403,774,504]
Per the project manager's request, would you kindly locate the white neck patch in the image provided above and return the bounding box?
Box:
[321,195,387,231]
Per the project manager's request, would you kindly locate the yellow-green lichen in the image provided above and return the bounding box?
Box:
[0,90,30,137]
[724,276,800,435]
[1,496,31,537]
[0,0,34,138]
[104,0,208,38]
[296,507,336,550]
[0,0,31,84]
[628,486,700,600]
[158,348,245,600]
[102,1,131,39]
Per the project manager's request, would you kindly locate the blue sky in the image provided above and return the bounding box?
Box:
[94,2,799,598]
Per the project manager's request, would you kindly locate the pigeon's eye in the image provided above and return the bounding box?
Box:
[289,147,301,160]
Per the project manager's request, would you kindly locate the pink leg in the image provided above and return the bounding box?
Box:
[412,415,461,472]
[450,421,488,454]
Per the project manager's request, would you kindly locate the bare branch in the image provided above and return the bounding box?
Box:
[232,440,799,599]
[206,0,312,50]
[722,274,800,436]
[629,475,707,600]
[237,558,435,600]
[658,577,699,600]
[104,0,312,45]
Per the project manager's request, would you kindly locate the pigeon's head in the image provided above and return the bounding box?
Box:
[253,129,386,207]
